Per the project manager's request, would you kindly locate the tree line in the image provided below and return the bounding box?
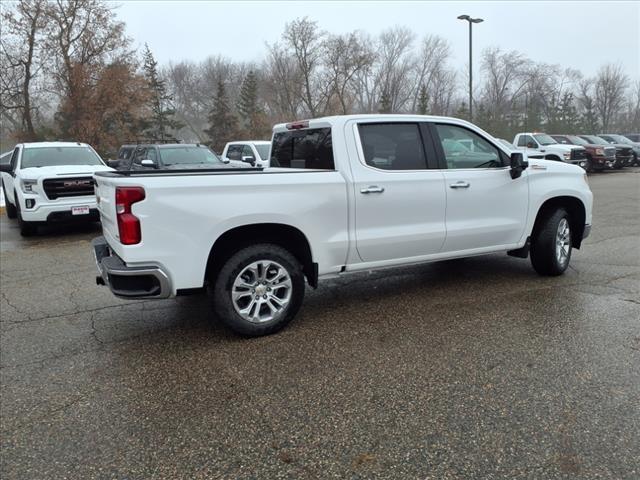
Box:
[2,1,639,156]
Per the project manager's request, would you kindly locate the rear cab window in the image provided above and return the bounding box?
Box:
[270,127,334,169]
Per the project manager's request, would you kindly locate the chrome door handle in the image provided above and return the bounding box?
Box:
[449,181,470,189]
[360,186,385,194]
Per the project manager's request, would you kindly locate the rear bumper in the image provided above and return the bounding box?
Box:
[92,236,172,299]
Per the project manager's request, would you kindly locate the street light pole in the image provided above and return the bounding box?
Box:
[457,15,484,122]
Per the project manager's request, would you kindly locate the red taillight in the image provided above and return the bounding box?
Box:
[115,186,145,245]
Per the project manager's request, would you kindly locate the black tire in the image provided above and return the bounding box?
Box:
[15,194,37,237]
[211,243,305,336]
[530,208,572,276]
[584,156,594,173]
[3,183,17,219]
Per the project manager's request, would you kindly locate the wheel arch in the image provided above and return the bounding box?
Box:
[205,223,317,288]
[532,196,587,249]
[545,154,562,161]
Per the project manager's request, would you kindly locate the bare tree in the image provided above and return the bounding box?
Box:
[577,78,599,132]
[323,31,375,114]
[282,17,327,116]
[46,0,131,137]
[595,63,629,131]
[375,26,415,112]
[0,0,48,140]
[264,42,303,119]
[411,34,452,112]
[479,47,531,136]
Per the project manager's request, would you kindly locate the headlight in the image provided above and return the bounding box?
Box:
[595,148,604,156]
[20,179,37,193]
[563,152,571,159]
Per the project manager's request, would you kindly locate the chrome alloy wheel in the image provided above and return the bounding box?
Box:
[231,260,293,323]
[555,218,571,267]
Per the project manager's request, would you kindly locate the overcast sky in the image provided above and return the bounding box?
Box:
[115,1,638,77]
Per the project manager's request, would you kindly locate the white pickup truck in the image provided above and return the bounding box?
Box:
[513,132,589,168]
[221,140,271,167]
[92,115,593,336]
[1,142,113,236]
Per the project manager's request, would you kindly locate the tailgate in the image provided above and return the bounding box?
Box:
[94,175,119,247]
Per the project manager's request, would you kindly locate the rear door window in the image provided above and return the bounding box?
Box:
[358,123,428,170]
[271,128,334,169]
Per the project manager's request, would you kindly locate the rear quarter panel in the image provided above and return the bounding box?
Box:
[96,171,349,292]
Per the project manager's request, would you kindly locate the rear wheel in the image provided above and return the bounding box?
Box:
[530,208,572,276]
[2,183,17,219]
[15,193,37,237]
[211,243,305,336]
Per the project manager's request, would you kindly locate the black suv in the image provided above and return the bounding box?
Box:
[111,143,248,171]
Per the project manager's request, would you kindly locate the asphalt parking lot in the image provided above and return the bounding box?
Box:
[1,169,639,479]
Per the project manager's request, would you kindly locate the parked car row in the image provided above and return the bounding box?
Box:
[511,132,639,172]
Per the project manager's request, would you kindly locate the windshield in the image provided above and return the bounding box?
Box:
[566,135,589,146]
[159,146,224,166]
[21,146,103,168]
[604,134,630,144]
[533,134,557,146]
[582,135,609,145]
[255,144,270,160]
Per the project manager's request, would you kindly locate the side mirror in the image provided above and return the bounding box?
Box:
[510,152,528,179]
[107,159,120,168]
[526,142,537,149]
[140,159,156,168]
[242,155,256,165]
[222,158,230,164]
[0,163,11,173]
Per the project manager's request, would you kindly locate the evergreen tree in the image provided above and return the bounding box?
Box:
[238,70,259,121]
[378,89,391,114]
[237,70,268,137]
[205,78,240,152]
[417,84,429,115]
[559,92,580,133]
[142,44,182,141]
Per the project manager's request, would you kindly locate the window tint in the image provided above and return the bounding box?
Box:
[10,147,19,171]
[271,128,334,169]
[159,147,223,166]
[227,145,243,161]
[255,144,270,160]
[436,124,503,169]
[358,123,427,170]
[517,135,535,147]
[241,145,255,158]
[146,148,158,163]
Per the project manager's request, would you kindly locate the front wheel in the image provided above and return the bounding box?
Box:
[15,194,37,237]
[530,208,572,276]
[3,183,17,219]
[211,244,305,336]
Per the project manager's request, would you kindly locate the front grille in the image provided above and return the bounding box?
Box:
[570,149,586,160]
[604,147,616,159]
[43,176,95,200]
[615,147,632,157]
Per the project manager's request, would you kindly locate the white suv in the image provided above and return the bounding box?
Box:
[0,142,113,236]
